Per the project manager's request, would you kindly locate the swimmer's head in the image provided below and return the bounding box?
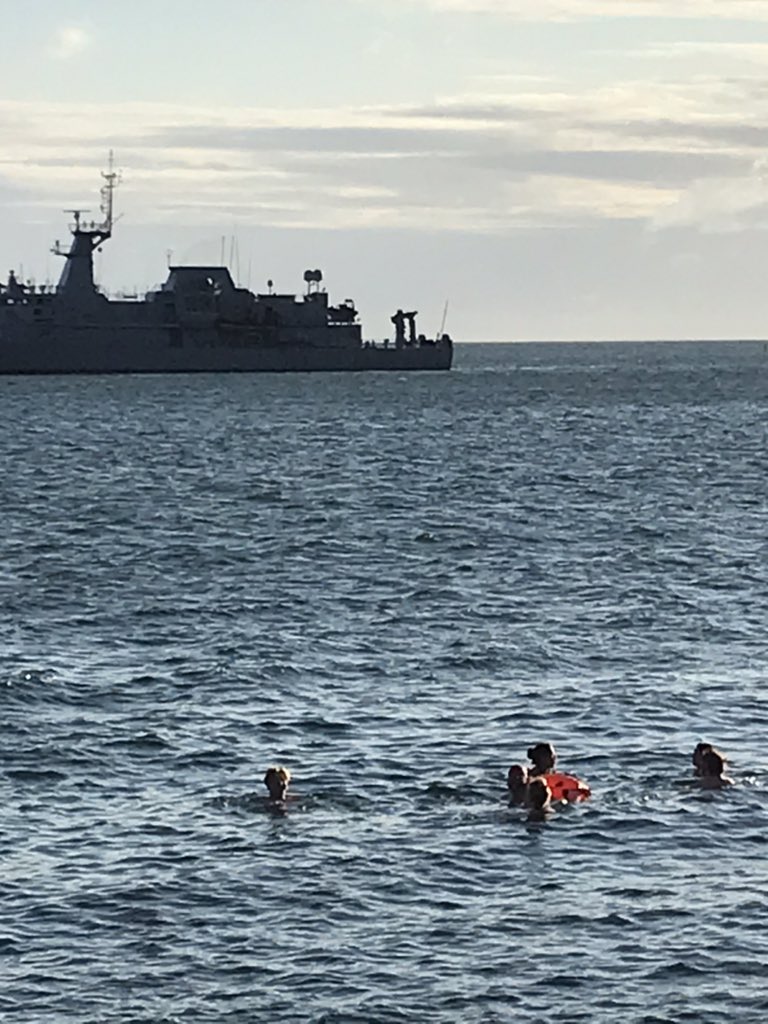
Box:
[507,764,528,787]
[700,748,725,778]
[527,742,556,775]
[264,765,291,801]
[692,742,713,775]
[507,764,529,799]
[526,777,551,811]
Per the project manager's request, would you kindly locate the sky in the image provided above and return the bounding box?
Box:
[3,0,768,340]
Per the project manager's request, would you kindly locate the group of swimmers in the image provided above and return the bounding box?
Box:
[506,742,591,820]
[506,740,733,820]
[260,740,733,820]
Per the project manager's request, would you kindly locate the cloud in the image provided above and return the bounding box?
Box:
[650,162,768,231]
[640,41,768,61]
[1,55,768,239]
[51,27,91,60]
[390,0,768,20]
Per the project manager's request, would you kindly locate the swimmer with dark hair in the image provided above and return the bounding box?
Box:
[507,764,530,805]
[526,742,591,803]
[264,765,292,803]
[525,777,552,822]
[527,742,557,777]
[698,748,733,789]
[692,742,713,777]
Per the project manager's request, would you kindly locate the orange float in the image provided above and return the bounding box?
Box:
[541,771,590,802]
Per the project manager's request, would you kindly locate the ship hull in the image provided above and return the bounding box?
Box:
[0,327,453,374]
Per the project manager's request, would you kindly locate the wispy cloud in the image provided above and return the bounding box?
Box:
[640,41,768,60]
[51,27,91,60]
[392,0,768,20]
[2,56,768,237]
[650,162,768,230]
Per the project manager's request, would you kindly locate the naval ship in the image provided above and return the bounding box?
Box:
[0,159,452,374]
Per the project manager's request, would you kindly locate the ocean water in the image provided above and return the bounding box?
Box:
[1,340,767,1024]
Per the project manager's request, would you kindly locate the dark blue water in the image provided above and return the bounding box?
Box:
[2,341,767,1023]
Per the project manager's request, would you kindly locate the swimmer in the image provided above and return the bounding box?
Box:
[527,742,557,777]
[692,742,713,777]
[264,765,292,803]
[526,742,590,802]
[507,764,530,805]
[698,748,733,789]
[525,777,552,822]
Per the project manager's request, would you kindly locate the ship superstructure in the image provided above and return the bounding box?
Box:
[0,158,452,374]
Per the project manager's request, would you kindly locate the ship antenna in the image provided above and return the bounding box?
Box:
[100,150,120,235]
[438,299,449,337]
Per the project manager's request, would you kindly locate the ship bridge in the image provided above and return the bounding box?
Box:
[155,266,255,321]
[161,267,236,293]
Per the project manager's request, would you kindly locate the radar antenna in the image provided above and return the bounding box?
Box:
[63,209,90,233]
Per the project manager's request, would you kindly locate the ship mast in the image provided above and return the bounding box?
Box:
[53,152,120,300]
[99,150,118,238]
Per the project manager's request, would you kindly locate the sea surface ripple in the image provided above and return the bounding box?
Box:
[1,341,767,1023]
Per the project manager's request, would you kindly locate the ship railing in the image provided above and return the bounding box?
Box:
[363,335,449,349]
